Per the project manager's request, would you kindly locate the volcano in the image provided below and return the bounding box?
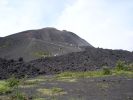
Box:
[0,27,92,61]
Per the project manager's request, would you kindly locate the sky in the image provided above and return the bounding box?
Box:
[0,0,133,51]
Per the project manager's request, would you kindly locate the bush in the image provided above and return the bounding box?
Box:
[127,63,133,71]
[0,81,11,94]
[116,60,127,71]
[7,76,19,88]
[102,67,111,75]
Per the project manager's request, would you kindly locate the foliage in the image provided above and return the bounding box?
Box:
[0,81,11,94]
[56,71,105,79]
[115,60,127,71]
[102,67,111,75]
[126,63,133,71]
[37,87,67,96]
[10,92,27,100]
[7,76,19,88]
[56,62,133,79]
[33,51,51,57]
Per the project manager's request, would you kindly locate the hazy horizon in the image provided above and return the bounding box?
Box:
[0,0,133,51]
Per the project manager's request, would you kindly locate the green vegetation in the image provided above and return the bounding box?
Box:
[116,60,127,71]
[10,92,27,100]
[57,78,77,82]
[6,76,19,88]
[0,76,28,100]
[0,60,132,99]
[0,81,11,94]
[56,61,133,79]
[33,51,51,57]
[102,67,111,75]
[23,78,45,85]
[0,76,19,95]
[33,98,47,100]
[19,78,46,88]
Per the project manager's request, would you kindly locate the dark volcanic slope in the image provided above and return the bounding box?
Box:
[0,28,91,61]
[0,47,133,79]
[30,47,133,74]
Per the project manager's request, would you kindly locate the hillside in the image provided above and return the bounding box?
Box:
[30,47,133,74]
[0,47,133,79]
[0,27,91,61]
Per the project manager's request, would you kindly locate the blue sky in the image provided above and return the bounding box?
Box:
[0,0,133,51]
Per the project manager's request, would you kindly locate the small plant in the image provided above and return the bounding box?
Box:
[102,67,111,75]
[116,60,126,71]
[51,87,63,93]
[10,92,27,100]
[7,76,19,88]
[127,63,133,71]
[0,81,11,94]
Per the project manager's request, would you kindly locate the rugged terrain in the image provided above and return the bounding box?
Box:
[0,28,91,61]
[0,28,133,100]
[18,76,133,100]
[30,47,133,75]
[0,58,39,79]
[0,47,133,79]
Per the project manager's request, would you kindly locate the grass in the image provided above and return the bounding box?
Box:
[37,87,67,96]
[33,98,47,100]
[24,78,45,85]
[56,71,109,79]
[0,81,12,94]
[57,78,77,82]
[19,78,46,88]
[56,69,133,80]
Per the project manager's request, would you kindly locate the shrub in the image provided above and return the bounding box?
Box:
[116,60,126,71]
[127,63,133,71]
[0,85,11,94]
[102,67,111,75]
[7,76,19,88]
[0,81,11,94]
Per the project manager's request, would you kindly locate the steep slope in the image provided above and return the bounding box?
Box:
[0,28,91,61]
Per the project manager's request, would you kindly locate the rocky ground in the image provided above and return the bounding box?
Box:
[1,75,133,100]
[31,47,133,75]
[0,47,133,79]
[0,58,39,79]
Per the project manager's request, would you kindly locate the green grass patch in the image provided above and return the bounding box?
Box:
[57,78,77,82]
[56,71,109,79]
[24,78,45,85]
[112,70,133,78]
[56,69,133,79]
[0,81,12,94]
[32,51,51,58]
[37,87,67,96]
[33,98,47,100]
[19,78,46,88]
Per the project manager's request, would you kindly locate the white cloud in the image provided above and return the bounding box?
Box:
[0,0,58,36]
[54,0,133,51]
[0,0,132,51]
